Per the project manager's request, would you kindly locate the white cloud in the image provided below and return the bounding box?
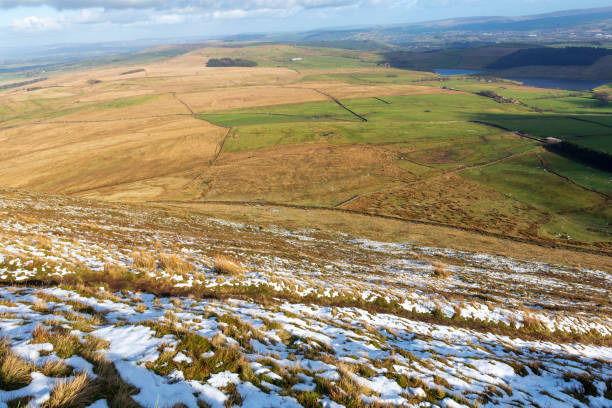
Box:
[73,8,106,23]
[10,15,64,31]
[154,13,185,24]
[0,0,359,10]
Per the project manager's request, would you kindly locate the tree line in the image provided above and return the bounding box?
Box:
[206,58,257,67]
[545,140,611,173]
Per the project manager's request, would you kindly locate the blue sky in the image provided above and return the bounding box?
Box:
[0,0,610,47]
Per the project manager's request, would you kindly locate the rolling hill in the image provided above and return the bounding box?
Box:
[0,17,611,408]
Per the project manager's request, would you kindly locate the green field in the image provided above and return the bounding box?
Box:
[300,70,437,84]
[200,100,357,127]
[200,45,381,69]
[539,151,612,194]
[198,81,610,247]
[462,152,610,242]
[203,93,536,157]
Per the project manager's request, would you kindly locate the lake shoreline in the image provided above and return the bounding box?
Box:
[433,68,610,91]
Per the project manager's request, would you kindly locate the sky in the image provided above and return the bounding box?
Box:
[0,0,610,47]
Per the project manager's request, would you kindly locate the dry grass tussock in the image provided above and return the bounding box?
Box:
[432,261,450,279]
[213,255,244,276]
[131,251,156,270]
[43,372,99,408]
[103,263,128,279]
[0,340,32,391]
[158,253,194,274]
[34,234,52,251]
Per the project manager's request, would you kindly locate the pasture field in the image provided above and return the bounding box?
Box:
[0,44,610,251]
[539,151,612,194]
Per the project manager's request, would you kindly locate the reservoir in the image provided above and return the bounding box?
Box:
[433,69,609,91]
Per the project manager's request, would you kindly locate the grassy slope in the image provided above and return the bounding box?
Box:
[1,45,610,249]
[196,74,610,248]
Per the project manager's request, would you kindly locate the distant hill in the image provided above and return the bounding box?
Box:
[487,47,612,69]
[253,7,612,47]
[381,45,612,80]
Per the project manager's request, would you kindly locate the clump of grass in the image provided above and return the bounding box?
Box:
[563,371,598,400]
[522,312,546,333]
[43,372,99,408]
[295,391,322,408]
[0,339,70,391]
[90,357,139,408]
[39,360,73,378]
[134,303,148,313]
[34,234,52,251]
[103,263,128,279]
[213,255,244,276]
[431,261,450,279]
[158,253,194,274]
[223,383,243,408]
[0,342,32,391]
[32,326,83,359]
[32,298,50,313]
[131,251,156,270]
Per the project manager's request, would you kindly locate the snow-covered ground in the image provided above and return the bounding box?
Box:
[0,188,610,407]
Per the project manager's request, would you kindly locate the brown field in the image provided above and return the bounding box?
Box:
[189,142,406,205]
[290,82,461,99]
[0,116,226,200]
[178,86,326,112]
[341,173,550,238]
[1,43,609,257]
[0,45,449,203]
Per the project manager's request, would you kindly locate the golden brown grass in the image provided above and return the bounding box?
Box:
[34,234,52,251]
[432,261,451,279]
[195,143,401,207]
[0,116,225,202]
[32,299,50,313]
[0,338,73,391]
[0,349,32,391]
[213,255,244,276]
[43,372,98,408]
[134,303,148,313]
[103,263,128,279]
[171,201,611,272]
[158,253,194,274]
[39,360,74,378]
[131,251,156,270]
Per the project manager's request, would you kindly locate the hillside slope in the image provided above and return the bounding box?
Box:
[0,188,610,407]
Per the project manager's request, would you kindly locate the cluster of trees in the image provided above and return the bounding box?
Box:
[0,77,47,90]
[545,140,611,172]
[476,90,522,104]
[593,91,610,106]
[206,58,257,67]
[487,47,611,69]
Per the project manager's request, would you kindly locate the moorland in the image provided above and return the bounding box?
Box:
[0,37,611,408]
[1,43,610,252]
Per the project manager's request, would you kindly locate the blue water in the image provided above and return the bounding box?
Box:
[433,68,609,91]
[505,78,609,91]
